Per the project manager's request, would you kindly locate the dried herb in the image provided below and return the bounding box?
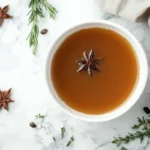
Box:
[112,117,150,148]
[76,50,103,77]
[66,136,74,147]
[53,137,56,145]
[0,88,14,110]
[61,127,66,139]
[35,114,44,119]
[0,5,13,26]
[27,0,57,55]
[121,147,127,150]
[29,122,37,128]
[53,137,56,142]
[71,136,74,141]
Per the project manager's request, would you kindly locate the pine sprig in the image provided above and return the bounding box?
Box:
[27,0,57,54]
[112,117,150,148]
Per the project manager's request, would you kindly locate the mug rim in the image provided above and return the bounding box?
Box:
[45,20,148,122]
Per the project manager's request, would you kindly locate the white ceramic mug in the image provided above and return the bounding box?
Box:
[46,21,148,122]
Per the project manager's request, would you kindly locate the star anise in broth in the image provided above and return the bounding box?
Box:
[0,88,14,110]
[76,50,103,77]
[0,5,13,26]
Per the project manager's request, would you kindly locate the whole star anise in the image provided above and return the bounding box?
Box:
[76,50,103,77]
[0,5,13,26]
[0,88,14,110]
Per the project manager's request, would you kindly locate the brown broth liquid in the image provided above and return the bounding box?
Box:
[51,28,138,114]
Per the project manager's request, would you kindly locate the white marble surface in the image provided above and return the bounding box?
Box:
[0,0,150,150]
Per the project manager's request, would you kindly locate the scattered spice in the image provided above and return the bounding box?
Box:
[0,88,14,110]
[30,115,75,147]
[41,29,48,34]
[0,5,13,26]
[35,113,45,119]
[29,122,37,128]
[66,136,74,147]
[143,107,150,114]
[76,50,103,77]
[61,127,66,139]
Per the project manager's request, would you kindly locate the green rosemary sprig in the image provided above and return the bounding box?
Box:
[112,117,150,148]
[41,0,58,19]
[27,0,43,54]
[66,136,74,147]
[27,0,57,54]
[35,114,45,119]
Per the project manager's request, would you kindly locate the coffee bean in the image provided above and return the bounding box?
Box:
[143,107,150,114]
[41,29,48,34]
[29,122,37,128]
